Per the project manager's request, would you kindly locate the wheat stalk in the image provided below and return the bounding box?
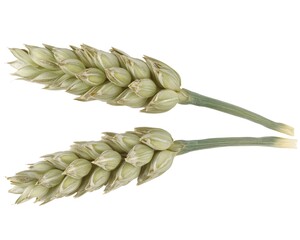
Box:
[7,127,296,205]
[9,44,294,136]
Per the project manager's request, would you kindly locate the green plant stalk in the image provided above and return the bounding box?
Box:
[180,89,294,136]
[178,136,297,155]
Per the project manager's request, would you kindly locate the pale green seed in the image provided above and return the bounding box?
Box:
[105,67,132,87]
[70,45,95,67]
[94,50,120,70]
[125,143,155,167]
[129,78,158,98]
[116,89,148,108]
[66,79,91,95]
[15,185,35,204]
[140,128,173,150]
[45,151,78,170]
[104,162,141,193]
[155,68,181,91]
[71,143,99,160]
[15,65,44,79]
[85,167,110,192]
[121,55,151,79]
[91,141,112,153]
[38,169,64,188]
[137,150,176,185]
[92,149,122,171]
[27,185,49,201]
[39,185,60,204]
[76,68,106,86]
[101,132,130,152]
[16,184,49,204]
[32,70,64,84]
[9,48,37,66]
[71,141,112,159]
[142,89,179,113]
[52,47,78,62]
[109,47,130,68]
[113,132,141,152]
[101,133,125,153]
[59,59,85,75]
[63,158,92,179]
[93,82,124,101]
[29,161,53,173]
[26,45,58,70]
[57,176,82,197]
[144,55,181,90]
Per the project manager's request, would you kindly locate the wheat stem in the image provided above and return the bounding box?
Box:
[177,137,297,155]
[181,89,294,136]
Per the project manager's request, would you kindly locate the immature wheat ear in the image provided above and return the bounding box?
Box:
[8,127,296,205]
[9,44,294,135]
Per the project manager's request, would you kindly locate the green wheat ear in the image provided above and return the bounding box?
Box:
[9,44,294,136]
[7,127,296,205]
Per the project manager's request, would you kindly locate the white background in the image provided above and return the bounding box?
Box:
[0,0,299,239]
